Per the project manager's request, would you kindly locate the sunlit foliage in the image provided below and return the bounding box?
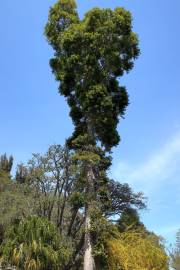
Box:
[107,231,169,270]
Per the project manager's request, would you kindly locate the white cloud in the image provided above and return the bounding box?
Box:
[154,224,179,236]
[112,131,180,193]
[112,131,180,243]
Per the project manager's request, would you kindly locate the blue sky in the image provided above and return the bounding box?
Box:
[0,0,179,244]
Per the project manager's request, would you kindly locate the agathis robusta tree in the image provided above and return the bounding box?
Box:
[45,0,140,269]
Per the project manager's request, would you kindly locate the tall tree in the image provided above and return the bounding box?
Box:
[45,1,140,269]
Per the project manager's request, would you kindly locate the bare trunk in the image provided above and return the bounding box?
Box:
[83,166,95,270]
[84,210,95,270]
[67,208,78,236]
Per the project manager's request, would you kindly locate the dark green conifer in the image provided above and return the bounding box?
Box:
[0,154,13,177]
[45,1,140,268]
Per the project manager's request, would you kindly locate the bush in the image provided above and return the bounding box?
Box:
[107,231,169,270]
[0,216,71,270]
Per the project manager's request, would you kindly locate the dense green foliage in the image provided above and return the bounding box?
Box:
[118,208,146,232]
[1,216,71,270]
[45,0,139,151]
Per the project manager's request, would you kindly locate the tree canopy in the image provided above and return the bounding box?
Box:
[45,0,139,151]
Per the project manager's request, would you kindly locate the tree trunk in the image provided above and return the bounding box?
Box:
[84,166,95,270]
[84,211,95,270]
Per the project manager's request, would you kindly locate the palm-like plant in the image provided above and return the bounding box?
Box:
[0,216,71,270]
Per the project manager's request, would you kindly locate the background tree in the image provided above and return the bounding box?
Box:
[22,145,82,237]
[15,164,28,184]
[0,147,153,270]
[45,0,140,268]
[118,208,146,232]
[103,180,146,219]
[13,146,145,269]
[0,154,32,248]
[0,154,13,178]
[170,229,180,270]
